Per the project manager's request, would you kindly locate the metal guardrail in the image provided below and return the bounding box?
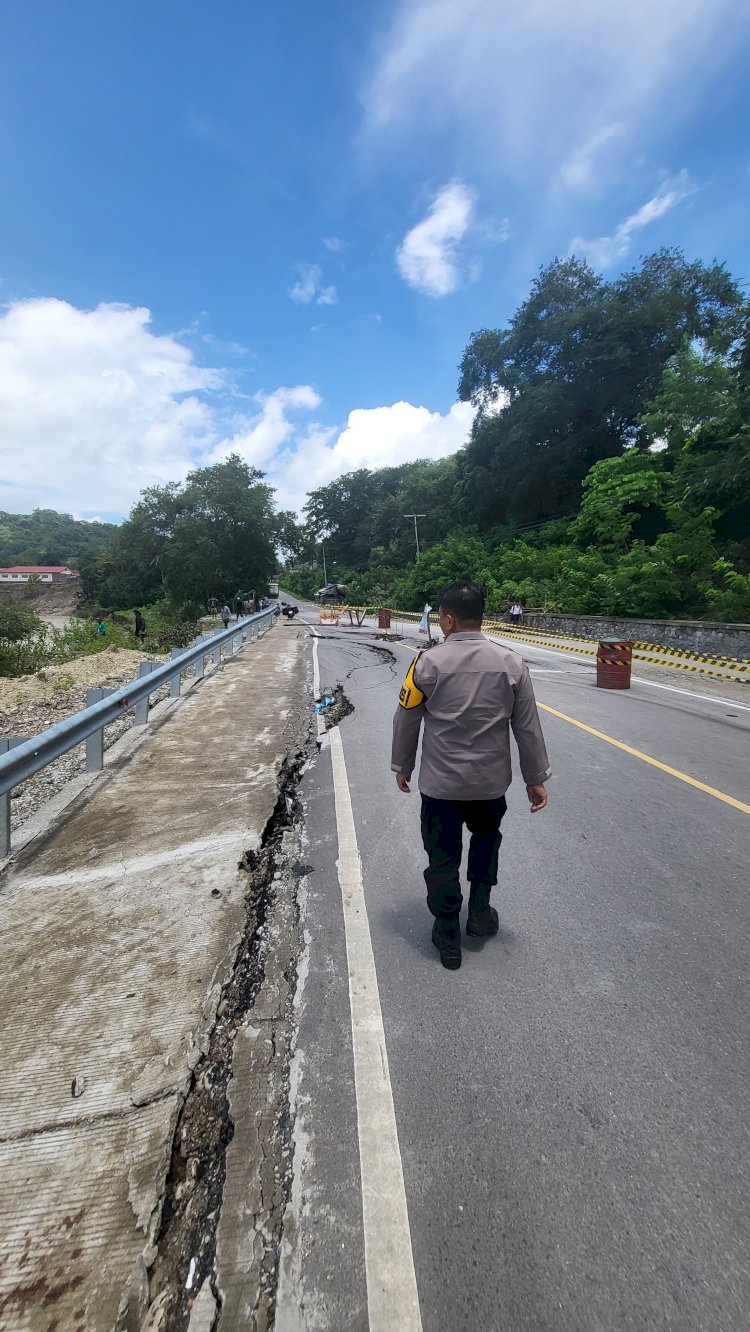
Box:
[0,608,275,857]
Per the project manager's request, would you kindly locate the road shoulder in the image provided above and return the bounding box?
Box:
[0,625,307,1330]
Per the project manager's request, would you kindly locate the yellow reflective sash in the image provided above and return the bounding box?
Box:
[398,655,424,710]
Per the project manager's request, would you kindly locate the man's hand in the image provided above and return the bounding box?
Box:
[527,783,548,813]
[396,773,411,794]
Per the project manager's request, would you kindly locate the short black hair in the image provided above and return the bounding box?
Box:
[438,579,485,623]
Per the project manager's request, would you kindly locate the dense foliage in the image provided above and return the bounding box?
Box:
[5,249,750,633]
[0,611,144,677]
[79,455,284,614]
[283,249,750,622]
[0,509,117,567]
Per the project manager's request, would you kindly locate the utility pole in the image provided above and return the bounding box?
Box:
[404,513,426,561]
[321,542,327,584]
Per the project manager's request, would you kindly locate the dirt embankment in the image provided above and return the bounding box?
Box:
[0,581,81,616]
[0,645,158,712]
[0,646,165,837]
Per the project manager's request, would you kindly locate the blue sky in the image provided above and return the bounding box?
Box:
[1,0,749,520]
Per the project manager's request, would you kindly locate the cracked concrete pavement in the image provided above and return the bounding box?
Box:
[0,623,307,1331]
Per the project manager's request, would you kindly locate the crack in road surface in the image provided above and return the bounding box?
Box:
[142,751,309,1332]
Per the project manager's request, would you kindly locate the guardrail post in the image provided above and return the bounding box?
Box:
[194,635,205,679]
[226,633,234,657]
[85,689,105,771]
[0,737,25,858]
[170,647,184,698]
[213,628,222,665]
[0,751,8,857]
[0,739,8,858]
[134,661,155,724]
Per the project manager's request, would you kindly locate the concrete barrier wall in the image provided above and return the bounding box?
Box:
[518,614,750,658]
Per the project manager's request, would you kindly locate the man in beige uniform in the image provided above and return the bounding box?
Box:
[392,580,551,970]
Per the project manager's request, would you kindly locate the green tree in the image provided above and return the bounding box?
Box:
[0,509,117,567]
[457,250,744,529]
[0,604,44,641]
[303,457,461,571]
[572,451,670,551]
[641,339,750,568]
[0,605,46,676]
[81,456,279,612]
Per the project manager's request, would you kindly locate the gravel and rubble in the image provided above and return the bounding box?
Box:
[0,646,168,833]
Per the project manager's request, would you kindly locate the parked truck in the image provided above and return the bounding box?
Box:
[315,582,347,604]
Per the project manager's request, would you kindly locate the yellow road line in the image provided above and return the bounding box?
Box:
[538,702,750,816]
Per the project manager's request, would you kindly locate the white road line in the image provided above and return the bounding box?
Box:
[489,631,750,709]
[329,727,423,1332]
[311,635,325,737]
[631,676,750,712]
[485,630,593,664]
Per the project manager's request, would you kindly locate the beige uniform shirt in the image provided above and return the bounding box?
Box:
[391,631,551,801]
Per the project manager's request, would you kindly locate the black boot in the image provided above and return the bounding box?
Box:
[431,915,462,970]
[466,886,499,937]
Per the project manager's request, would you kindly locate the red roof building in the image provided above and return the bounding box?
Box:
[0,566,79,581]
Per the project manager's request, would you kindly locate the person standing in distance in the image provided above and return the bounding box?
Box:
[391,580,551,971]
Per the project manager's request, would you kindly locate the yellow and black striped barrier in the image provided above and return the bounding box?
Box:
[488,628,748,682]
[477,618,749,668]
[341,608,749,683]
[627,654,749,682]
[489,623,749,670]
[628,641,749,669]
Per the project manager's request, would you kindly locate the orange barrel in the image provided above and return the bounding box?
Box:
[596,640,633,690]
[378,608,392,629]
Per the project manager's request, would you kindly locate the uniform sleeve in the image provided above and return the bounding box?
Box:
[510,663,552,786]
[391,653,432,778]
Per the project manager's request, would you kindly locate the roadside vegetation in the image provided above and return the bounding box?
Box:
[4,248,749,669]
[1,456,291,675]
[0,606,150,677]
[0,508,117,567]
[284,250,750,621]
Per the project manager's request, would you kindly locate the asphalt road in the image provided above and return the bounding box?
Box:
[277,604,750,1332]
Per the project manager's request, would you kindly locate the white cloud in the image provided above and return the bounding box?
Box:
[289,264,339,306]
[206,385,322,470]
[267,400,475,514]
[555,123,625,195]
[569,171,693,268]
[0,296,473,522]
[200,332,251,358]
[364,0,742,187]
[396,182,475,297]
[323,236,345,252]
[0,298,223,517]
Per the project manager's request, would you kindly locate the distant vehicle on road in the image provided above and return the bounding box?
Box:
[268,580,279,597]
[316,583,347,604]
